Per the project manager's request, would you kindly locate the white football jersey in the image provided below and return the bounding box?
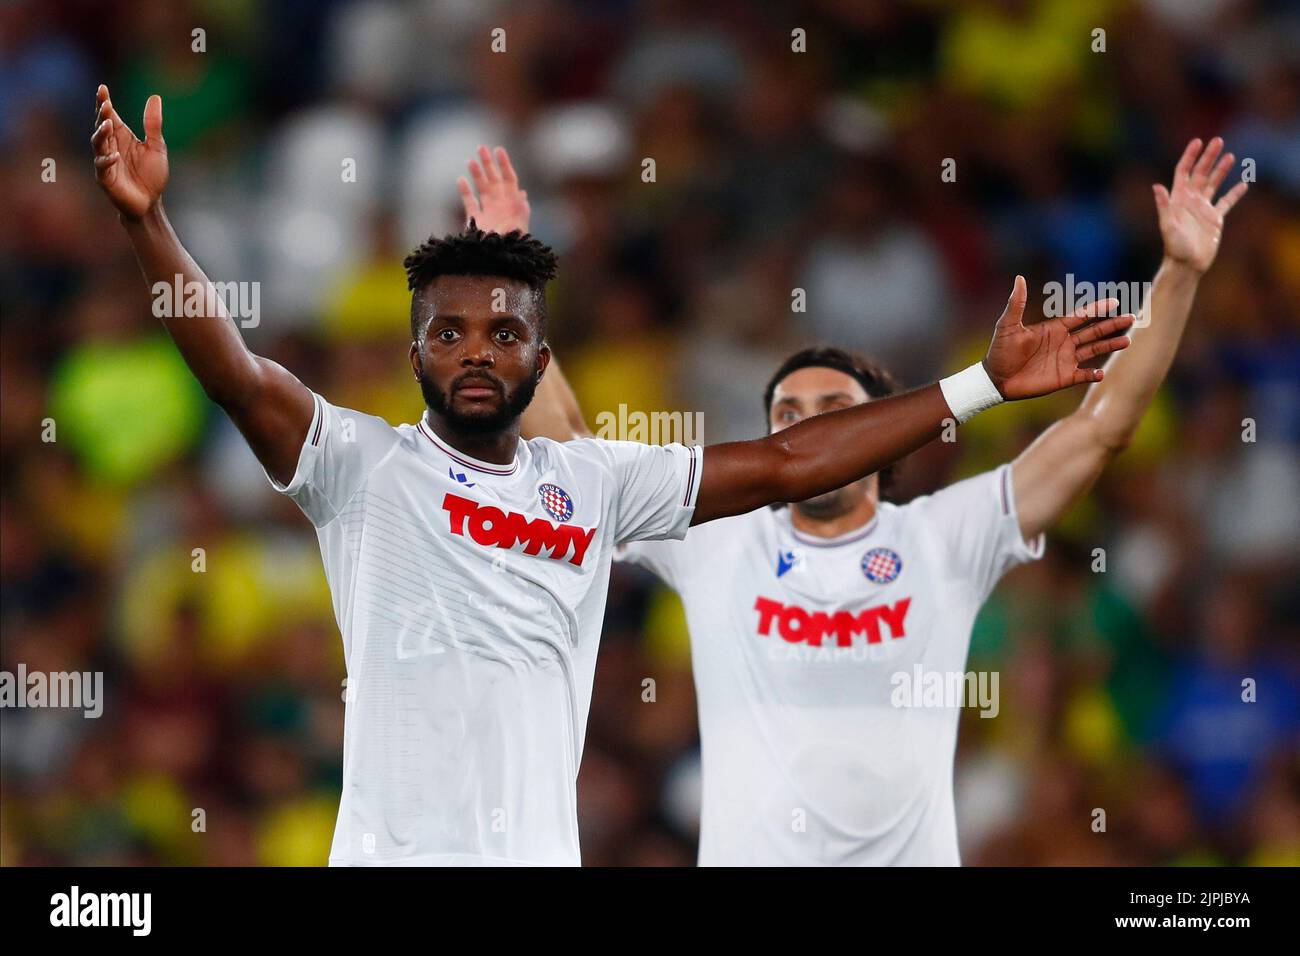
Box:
[620,465,1042,865]
[266,392,702,865]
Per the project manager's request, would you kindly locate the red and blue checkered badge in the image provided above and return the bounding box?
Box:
[538,483,574,523]
[861,547,902,583]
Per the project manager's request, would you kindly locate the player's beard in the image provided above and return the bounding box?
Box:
[792,475,874,521]
[418,366,539,435]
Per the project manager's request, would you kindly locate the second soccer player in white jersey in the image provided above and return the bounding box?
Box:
[501,139,1248,864]
[92,86,1136,866]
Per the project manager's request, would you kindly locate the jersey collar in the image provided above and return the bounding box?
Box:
[417,417,521,477]
[780,507,879,548]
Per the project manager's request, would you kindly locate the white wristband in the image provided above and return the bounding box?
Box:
[939,362,1004,424]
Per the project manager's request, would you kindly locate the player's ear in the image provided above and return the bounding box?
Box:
[409,340,421,380]
[536,343,551,381]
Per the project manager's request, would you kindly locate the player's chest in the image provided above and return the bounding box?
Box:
[723,529,944,667]
[367,453,608,576]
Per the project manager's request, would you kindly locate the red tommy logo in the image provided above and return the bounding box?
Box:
[442,493,596,566]
[753,596,911,646]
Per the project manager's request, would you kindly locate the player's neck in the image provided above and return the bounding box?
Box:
[789,494,878,539]
[422,411,520,466]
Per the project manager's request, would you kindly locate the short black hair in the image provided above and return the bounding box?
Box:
[403,222,558,340]
[763,346,902,500]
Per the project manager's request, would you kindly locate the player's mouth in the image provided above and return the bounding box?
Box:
[453,375,503,401]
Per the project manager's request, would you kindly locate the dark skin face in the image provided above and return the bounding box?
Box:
[408,274,550,464]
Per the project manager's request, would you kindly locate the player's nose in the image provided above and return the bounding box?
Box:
[459,334,495,367]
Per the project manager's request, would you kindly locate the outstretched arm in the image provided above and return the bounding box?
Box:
[1012,137,1249,539]
[693,278,1132,524]
[454,145,1134,525]
[91,85,313,485]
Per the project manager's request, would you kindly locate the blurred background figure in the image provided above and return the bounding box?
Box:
[2,0,1297,865]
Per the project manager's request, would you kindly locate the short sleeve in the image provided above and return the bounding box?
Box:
[584,439,703,544]
[910,464,1044,600]
[617,538,686,589]
[264,392,401,528]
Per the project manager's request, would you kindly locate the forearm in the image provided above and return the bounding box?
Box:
[694,383,952,524]
[522,358,591,440]
[1077,257,1200,446]
[122,202,264,408]
[122,202,312,482]
[1012,258,1202,537]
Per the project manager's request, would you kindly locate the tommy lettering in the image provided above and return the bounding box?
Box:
[753,596,912,647]
[442,493,596,566]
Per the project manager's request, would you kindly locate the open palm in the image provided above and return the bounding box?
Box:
[983,277,1135,400]
[458,145,531,234]
[1155,137,1248,274]
[91,84,168,220]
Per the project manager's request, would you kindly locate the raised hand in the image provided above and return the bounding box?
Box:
[91,85,168,221]
[983,276,1135,399]
[1155,137,1248,274]
[457,145,531,234]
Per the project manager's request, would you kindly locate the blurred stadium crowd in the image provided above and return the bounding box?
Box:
[3,0,1299,866]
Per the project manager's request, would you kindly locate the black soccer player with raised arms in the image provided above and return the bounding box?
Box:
[91,86,1132,866]
[492,138,1248,865]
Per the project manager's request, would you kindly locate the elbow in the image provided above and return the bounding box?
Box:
[200,375,250,412]
[765,436,808,503]
[199,379,238,410]
[1079,412,1135,456]
[202,357,266,412]
[1101,432,1135,455]
[1095,422,1137,455]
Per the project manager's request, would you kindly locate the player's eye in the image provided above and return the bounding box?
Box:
[494,329,518,344]
[436,328,459,343]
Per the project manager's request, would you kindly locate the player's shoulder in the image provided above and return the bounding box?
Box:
[526,435,685,472]
[525,434,600,456]
[314,392,406,445]
[526,434,606,469]
[895,464,1011,523]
